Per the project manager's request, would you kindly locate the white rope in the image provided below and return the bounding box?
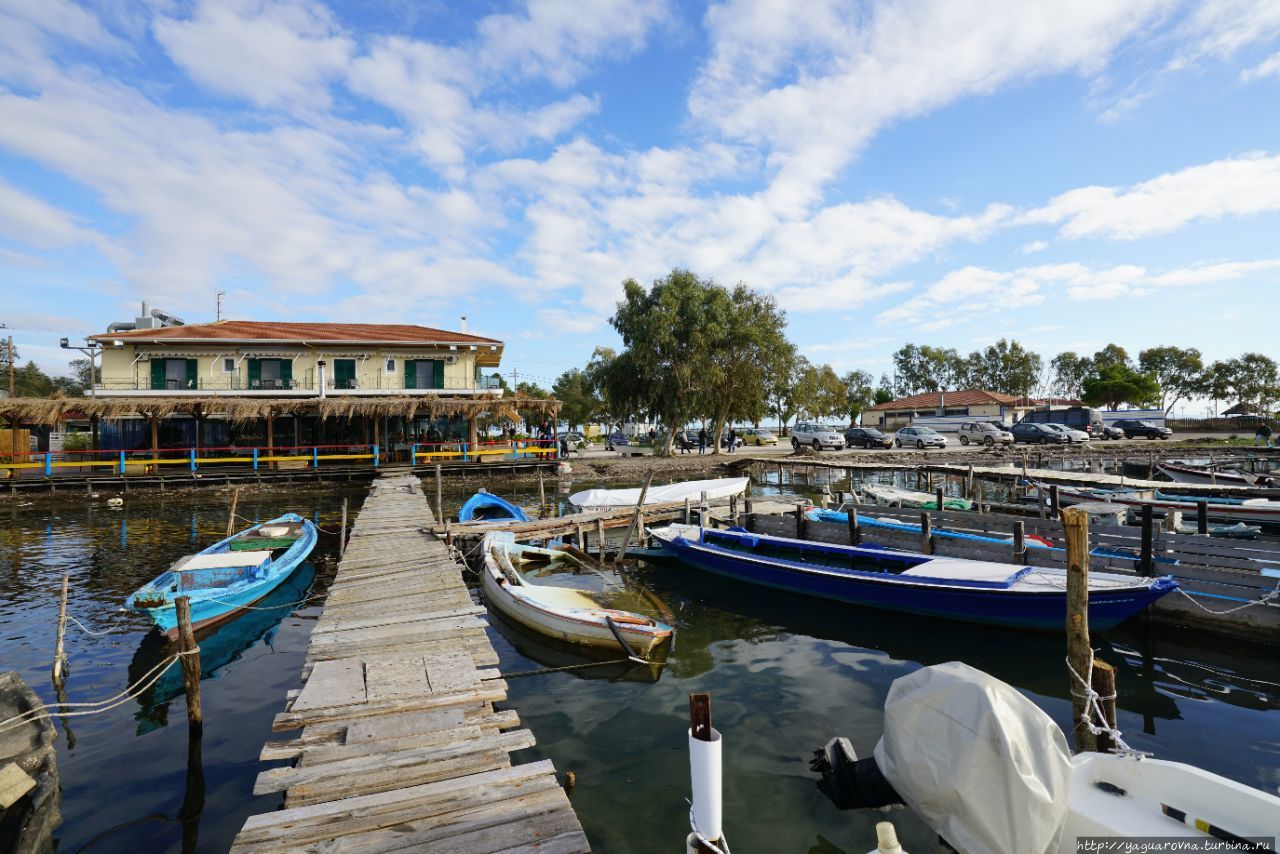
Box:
[65,613,133,636]
[192,591,321,611]
[1174,583,1280,615]
[687,802,732,854]
[1065,649,1145,759]
[0,648,199,733]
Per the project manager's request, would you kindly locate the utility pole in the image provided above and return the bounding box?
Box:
[6,335,13,398]
[216,291,225,321]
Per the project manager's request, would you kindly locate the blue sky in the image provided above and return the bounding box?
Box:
[2,0,1280,413]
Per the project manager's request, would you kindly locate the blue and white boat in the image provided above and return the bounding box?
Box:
[460,490,530,523]
[126,512,317,638]
[649,524,1175,631]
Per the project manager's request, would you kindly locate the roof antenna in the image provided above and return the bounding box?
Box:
[216,290,226,321]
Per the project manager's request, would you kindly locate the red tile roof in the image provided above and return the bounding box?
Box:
[865,389,1021,412]
[90,320,502,346]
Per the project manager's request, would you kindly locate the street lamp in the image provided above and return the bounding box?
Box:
[60,337,102,398]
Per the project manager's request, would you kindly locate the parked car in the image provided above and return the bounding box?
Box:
[845,426,894,449]
[719,429,745,449]
[791,423,846,450]
[605,432,630,451]
[740,427,778,446]
[1010,422,1068,444]
[1112,419,1173,440]
[1019,406,1107,438]
[956,421,1013,447]
[895,426,948,449]
[1042,423,1091,443]
[557,431,588,450]
[1099,424,1125,440]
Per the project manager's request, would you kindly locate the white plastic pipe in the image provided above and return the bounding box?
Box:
[688,726,723,843]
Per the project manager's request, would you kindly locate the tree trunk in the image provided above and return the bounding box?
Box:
[711,410,729,456]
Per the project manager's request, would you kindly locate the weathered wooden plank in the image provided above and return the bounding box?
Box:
[272,680,508,731]
[363,655,430,701]
[346,707,468,744]
[289,658,365,712]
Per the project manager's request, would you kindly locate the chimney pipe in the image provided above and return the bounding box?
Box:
[317,360,327,399]
[140,300,150,318]
[460,315,468,333]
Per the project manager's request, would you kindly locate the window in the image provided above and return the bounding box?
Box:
[223,357,235,372]
[386,358,395,372]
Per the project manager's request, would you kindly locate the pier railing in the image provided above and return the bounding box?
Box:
[0,439,558,478]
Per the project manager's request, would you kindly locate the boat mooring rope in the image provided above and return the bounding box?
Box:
[1174,582,1280,615]
[0,648,199,734]
[65,612,134,636]
[193,591,324,612]
[688,802,732,854]
[501,657,644,679]
[1065,649,1144,759]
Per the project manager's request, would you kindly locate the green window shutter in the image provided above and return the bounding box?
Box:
[186,359,198,389]
[404,360,415,389]
[433,359,444,389]
[247,358,260,387]
[334,359,355,387]
[150,359,165,390]
[280,359,293,387]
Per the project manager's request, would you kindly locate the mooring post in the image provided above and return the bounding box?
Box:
[1139,505,1154,577]
[965,463,974,499]
[52,573,69,686]
[1091,660,1117,753]
[934,487,944,513]
[596,517,606,561]
[339,496,348,558]
[920,512,932,554]
[1050,484,1061,520]
[226,488,240,539]
[847,507,860,546]
[434,464,443,519]
[1196,500,1208,535]
[575,522,585,550]
[794,504,805,539]
[684,497,692,525]
[729,495,738,526]
[1063,507,1095,752]
[687,692,723,853]
[538,470,547,518]
[615,469,655,565]
[175,596,203,733]
[1012,520,1026,563]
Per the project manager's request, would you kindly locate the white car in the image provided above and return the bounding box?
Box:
[1043,423,1090,443]
[895,426,948,449]
[791,422,845,450]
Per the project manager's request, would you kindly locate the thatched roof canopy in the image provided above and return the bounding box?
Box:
[0,395,560,427]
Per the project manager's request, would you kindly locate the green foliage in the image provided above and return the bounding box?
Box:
[892,344,962,395]
[1081,363,1161,409]
[841,369,875,424]
[1138,346,1205,414]
[1205,353,1280,415]
[964,339,1042,397]
[1050,352,1091,399]
[551,368,602,430]
[767,356,810,433]
[873,374,894,405]
[1092,343,1131,370]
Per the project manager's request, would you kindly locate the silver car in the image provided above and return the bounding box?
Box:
[957,421,1013,446]
[791,422,845,450]
[1043,423,1090,443]
[895,426,948,449]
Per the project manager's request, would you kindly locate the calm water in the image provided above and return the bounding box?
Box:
[2,475,1278,852]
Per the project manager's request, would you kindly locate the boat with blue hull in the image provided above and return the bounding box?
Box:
[649,524,1175,631]
[126,512,317,638]
[460,490,530,523]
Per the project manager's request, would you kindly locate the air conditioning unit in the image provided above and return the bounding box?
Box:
[445,355,458,365]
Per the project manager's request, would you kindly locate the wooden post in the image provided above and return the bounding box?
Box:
[729,495,738,526]
[150,414,160,471]
[847,507,860,546]
[340,496,348,558]
[1063,507,1095,752]
[226,488,240,538]
[794,504,805,539]
[684,497,692,524]
[435,464,443,519]
[1196,500,1208,535]
[175,596,203,732]
[596,517,606,561]
[51,573,69,686]
[1012,520,1026,563]
[538,470,547,518]
[1091,660,1117,753]
[934,486,944,513]
[575,522,585,550]
[920,512,933,554]
[616,470,655,564]
[266,414,276,471]
[965,463,974,499]
[1139,505,1154,577]
[688,691,720,852]
[1050,484,1061,520]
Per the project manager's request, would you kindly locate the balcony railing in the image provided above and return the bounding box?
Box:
[94,374,503,392]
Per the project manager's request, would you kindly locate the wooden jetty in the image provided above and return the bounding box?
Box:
[232,473,589,853]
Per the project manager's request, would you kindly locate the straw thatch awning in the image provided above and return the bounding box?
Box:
[0,394,560,426]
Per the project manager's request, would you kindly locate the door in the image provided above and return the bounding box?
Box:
[334,359,355,389]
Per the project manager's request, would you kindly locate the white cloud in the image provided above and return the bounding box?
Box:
[533,308,605,336]
[1021,152,1280,239]
[1242,50,1280,81]
[154,0,353,111]
[0,178,87,247]
[1019,239,1049,254]
[1169,0,1280,68]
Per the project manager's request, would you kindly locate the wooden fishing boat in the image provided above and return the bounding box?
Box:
[569,477,748,512]
[0,672,60,854]
[807,508,1056,548]
[1157,461,1275,487]
[126,512,317,639]
[459,490,530,523]
[1042,483,1280,526]
[650,524,1175,630]
[481,532,672,657]
[861,483,972,511]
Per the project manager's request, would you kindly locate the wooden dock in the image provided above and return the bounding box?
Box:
[232,474,590,852]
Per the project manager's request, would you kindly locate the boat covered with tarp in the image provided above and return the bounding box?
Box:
[650,523,1175,630]
[861,483,972,511]
[569,477,749,512]
[459,490,530,523]
[126,512,317,638]
[1035,482,1280,527]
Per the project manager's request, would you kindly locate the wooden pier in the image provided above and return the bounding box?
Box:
[232,474,589,852]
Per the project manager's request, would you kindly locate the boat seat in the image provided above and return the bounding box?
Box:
[518,585,604,611]
[172,551,272,571]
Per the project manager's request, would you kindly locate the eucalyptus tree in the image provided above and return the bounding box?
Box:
[1049,352,1092,399]
[1137,346,1206,414]
[892,343,963,395]
[965,339,1042,397]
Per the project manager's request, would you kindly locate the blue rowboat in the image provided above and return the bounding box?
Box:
[126,512,317,638]
[460,490,530,523]
[649,524,1176,631]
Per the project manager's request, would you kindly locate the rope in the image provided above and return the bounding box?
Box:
[0,648,199,733]
[501,657,642,679]
[1065,649,1144,759]
[65,613,133,636]
[688,802,732,854]
[191,591,322,612]
[1174,584,1280,614]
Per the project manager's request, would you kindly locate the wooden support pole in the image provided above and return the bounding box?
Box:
[794,504,805,539]
[226,488,240,538]
[1139,505,1154,577]
[934,486,944,513]
[1063,507,1095,753]
[847,507,860,546]
[1091,660,1117,754]
[920,512,933,554]
[175,596,203,732]
[434,464,443,519]
[965,463,974,499]
[340,496,348,558]
[1196,500,1209,535]
[267,415,276,471]
[729,495,738,526]
[1012,520,1026,563]
[615,469,655,564]
[1050,484,1061,520]
[51,573,69,686]
[538,470,547,518]
[684,497,692,525]
[596,517,606,561]
[575,522,585,550]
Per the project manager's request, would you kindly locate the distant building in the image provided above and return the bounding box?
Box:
[862,390,1028,429]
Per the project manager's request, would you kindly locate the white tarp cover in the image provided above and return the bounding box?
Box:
[873,662,1071,854]
[174,551,272,570]
[569,477,749,510]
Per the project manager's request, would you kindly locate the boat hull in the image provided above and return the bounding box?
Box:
[1052,485,1280,525]
[656,529,1173,631]
[460,492,530,523]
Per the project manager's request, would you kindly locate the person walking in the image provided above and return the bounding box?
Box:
[1257,420,1274,448]
[727,427,737,454]
[698,427,707,455]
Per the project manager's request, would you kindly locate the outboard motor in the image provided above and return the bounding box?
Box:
[809,737,903,810]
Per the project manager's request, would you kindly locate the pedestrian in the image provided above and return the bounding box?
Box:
[728,427,737,454]
[1257,420,1274,448]
[698,427,707,455]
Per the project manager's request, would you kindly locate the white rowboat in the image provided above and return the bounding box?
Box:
[569,477,749,512]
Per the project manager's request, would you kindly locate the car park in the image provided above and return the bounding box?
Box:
[1010,422,1068,444]
[1111,419,1173,440]
[845,426,894,449]
[895,426,948,449]
[957,421,1013,446]
[1019,406,1107,438]
[740,428,778,446]
[1042,423,1090,443]
[791,423,846,450]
